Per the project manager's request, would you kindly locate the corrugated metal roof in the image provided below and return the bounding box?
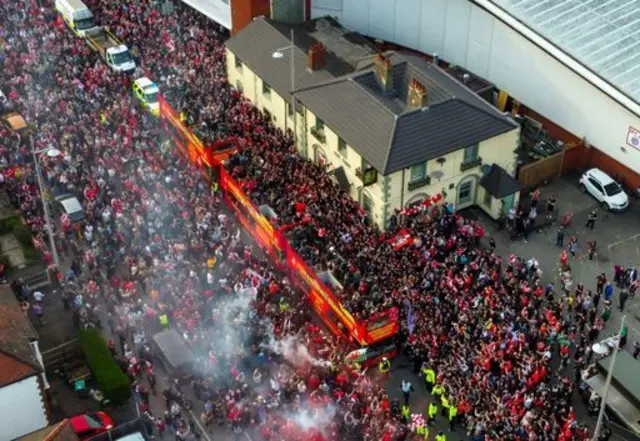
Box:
[490,0,640,103]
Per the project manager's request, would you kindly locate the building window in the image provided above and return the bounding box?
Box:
[262,81,271,97]
[263,109,272,122]
[483,190,492,208]
[338,137,347,156]
[311,116,326,143]
[410,163,426,182]
[463,144,479,164]
[236,80,243,94]
[287,102,294,116]
[235,55,243,70]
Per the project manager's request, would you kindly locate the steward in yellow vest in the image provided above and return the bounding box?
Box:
[425,368,436,392]
[427,402,438,424]
[159,313,169,329]
[448,405,458,431]
[417,425,429,440]
[379,357,391,377]
[432,384,445,398]
[440,395,449,416]
[435,432,446,441]
[401,404,410,421]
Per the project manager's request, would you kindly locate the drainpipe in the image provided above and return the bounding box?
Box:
[400,169,406,208]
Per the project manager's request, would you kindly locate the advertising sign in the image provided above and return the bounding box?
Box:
[626,126,640,151]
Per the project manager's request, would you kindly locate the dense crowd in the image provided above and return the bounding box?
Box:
[0,1,627,441]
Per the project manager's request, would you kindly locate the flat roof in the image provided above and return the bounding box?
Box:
[596,350,640,407]
[488,0,640,105]
[178,0,231,30]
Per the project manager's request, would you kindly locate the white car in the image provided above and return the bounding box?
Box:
[579,168,629,211]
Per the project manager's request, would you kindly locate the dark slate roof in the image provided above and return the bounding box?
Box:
[226,16,377,102]
[296,52,518,174]
[479,164,523,198]
[228,18,517,175]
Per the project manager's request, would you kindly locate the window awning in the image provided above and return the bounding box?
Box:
[479,164,522,198]
[329,166,351,191]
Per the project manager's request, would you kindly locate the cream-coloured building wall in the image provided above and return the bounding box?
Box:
[226,49,291,134]
[385,128,520,223]
[226,48,521,228]
[298,105,520,228]
[303,108,388,227]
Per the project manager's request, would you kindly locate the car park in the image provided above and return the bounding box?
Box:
[579,168,629,211]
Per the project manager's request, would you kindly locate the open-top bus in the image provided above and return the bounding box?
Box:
[158,96,399,365]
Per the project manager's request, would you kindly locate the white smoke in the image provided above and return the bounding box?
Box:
[288,403,337,431]
[264,331,332,369]
[203,292,254,361]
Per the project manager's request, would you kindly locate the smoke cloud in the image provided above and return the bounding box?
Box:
[264,329,332,370]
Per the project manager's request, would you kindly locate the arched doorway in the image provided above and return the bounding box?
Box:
[457,176,478,209]
[405,192,430,208]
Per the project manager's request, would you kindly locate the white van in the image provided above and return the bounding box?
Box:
[55,0,99,37]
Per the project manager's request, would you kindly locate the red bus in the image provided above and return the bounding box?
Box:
[158,97,399,359]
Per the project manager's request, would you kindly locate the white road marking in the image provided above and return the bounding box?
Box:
[607,233,640,251]
[189,409,213,441]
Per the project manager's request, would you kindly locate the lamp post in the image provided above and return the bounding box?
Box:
[272,28,297,147]
[593,315,626,441]
[30,138,62,283]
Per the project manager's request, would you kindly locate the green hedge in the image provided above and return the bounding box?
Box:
[0,216,21,235]
[79,329,131,405]
[12,224,33,248]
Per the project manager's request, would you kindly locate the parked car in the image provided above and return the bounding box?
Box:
[70,411,114,440]
[579,168,629,211]
[53,193,85,225]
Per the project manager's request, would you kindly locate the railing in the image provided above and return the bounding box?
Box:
[460,157,482,172]
[408,175,431,191]
[310,126,326,143]
[355,167,378,186]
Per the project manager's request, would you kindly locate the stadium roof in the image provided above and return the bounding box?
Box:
[487,0,640,106]
[178,0,231,30]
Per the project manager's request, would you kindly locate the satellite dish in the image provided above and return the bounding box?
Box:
[481,164,491,175]
[431,170,444,181]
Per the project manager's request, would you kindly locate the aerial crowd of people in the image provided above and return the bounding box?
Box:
[0,1,629,441]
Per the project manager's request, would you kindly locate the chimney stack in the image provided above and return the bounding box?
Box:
[308,43,325,71]
[407,79,427,110]
[374,54,393,94]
